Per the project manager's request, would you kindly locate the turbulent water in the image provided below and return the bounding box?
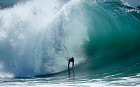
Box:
[0,0,140,86]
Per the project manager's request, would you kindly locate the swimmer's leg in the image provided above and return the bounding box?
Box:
[68,60,70,69]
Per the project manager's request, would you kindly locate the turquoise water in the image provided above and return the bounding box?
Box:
[0,0,140,86]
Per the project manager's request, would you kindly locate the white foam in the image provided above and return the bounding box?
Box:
[0,63,14,78]
[0,0,88,77]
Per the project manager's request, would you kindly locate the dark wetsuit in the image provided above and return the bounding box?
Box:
[68,57,74,69]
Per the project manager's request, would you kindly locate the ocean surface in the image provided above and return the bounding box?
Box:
[0,0,140,86]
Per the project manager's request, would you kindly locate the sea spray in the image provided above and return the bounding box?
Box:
[0,0,88,77]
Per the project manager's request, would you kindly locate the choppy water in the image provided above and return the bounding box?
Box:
[1,69,140,87]
[0,0,140,86]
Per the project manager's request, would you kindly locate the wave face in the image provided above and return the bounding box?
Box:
[83,0,140,73]
[0,0,140,77]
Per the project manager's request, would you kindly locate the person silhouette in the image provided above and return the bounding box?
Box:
[68,57,74,69]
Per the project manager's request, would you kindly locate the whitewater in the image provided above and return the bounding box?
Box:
[0,0,140,87]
